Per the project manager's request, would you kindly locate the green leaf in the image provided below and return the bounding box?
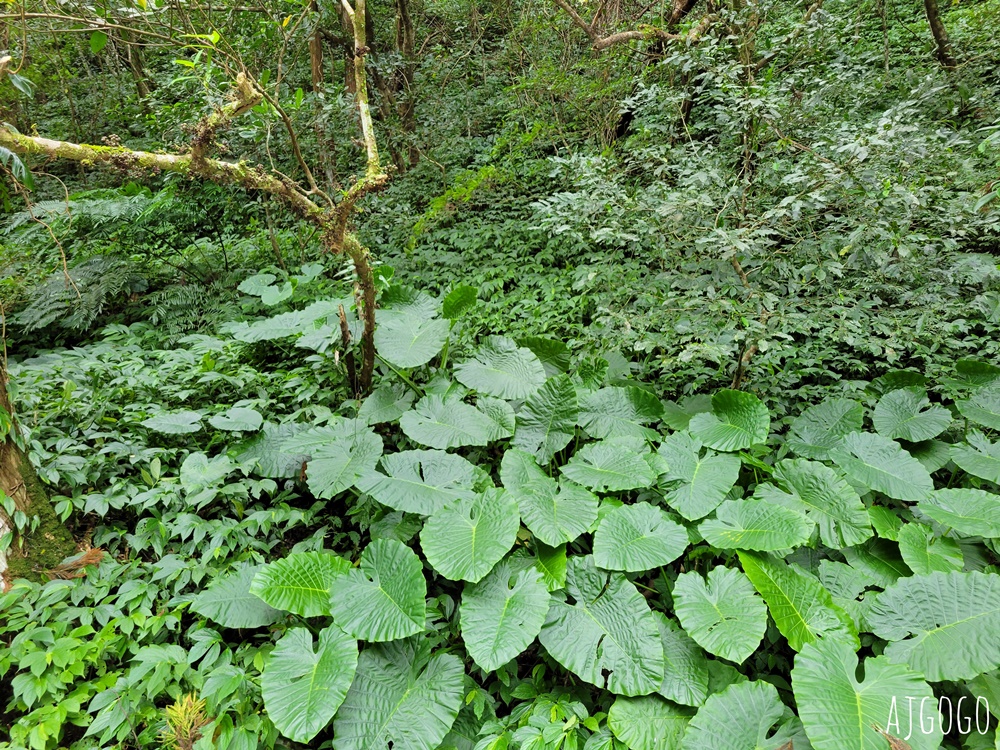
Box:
[683,681,802,750]
[951,431,1000,483]
[658,431,740,521]
[917,488,1000,538]
[688,390,769,451]
[792,638,941,750]
[0,146,34,190]
[608,696,691,750]
[358,383,415,426]
[539,556,664,695]
[874,387,952,441]
[786,397,864,461]
[578,387,663,440]
[460,559,550,671]
[738,551,859,652]
[512,375,578,464]
[672,567,766,663]
[421,489,519,582]
[329,539,426,641]
[478,396,515,441]
[842,538,911,588]
[699,499,813,551]
[593,502,688,571]
[262,626,358,743]
[867,369,928,397]
[518,337,571,376]
[332,638,464,750]
[375,313,450,369]
[442,285,478,320]
[896,523,964,574]
[141,409,203,434]
[90,30,108,54]
[561,441,656,492]
[754,458,872,548]
[251,552,350,617]
[209,406,264,432]
[830,432,933,501]
[501,449,597,546]
[958,383,1000,430]
[236,422,307,478]
[454,336,546,399]
[305,429,383,499]
[867,571,1000,681]
[357,450,479,515]
[534,542,567,591]
[654,613,709,708]
[400,394,495,449]
[191,563,283,628]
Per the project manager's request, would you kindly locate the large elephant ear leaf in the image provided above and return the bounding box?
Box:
[421,489,519,583]
[658,431,740,521]
[672,567,766,663]
[251,551,351,617]
[460,559,550,671]
[607,696,692,750]
[355,449,479,515]
[593,502,688,571]
[191,563,283,628]
[829,432,933,501]
[578,386,663,440]
[262,625,358,744]
[682,681,803,750]
[786,397,864,460]
[303,428,384,499]
[957,382,1000,430]
[454,336,547,399]
[399,394,495,449]
[539,556,664,696]
[866,571,1000,681]
[873,387,951,441]
[329,538,426,641]
[512,374,578,463]
[698,499,813,551]
[374,311,450,369]
[916,488,1000,537]
[738,552,859,652]
[688,389,769,451]
[792,638,942,750]
[332,638,464,750]
[654,613,709,708]
[950,430,1000,483]
[561,440,656,491]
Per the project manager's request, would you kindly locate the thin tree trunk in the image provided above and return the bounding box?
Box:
[395,0,418,168]
[923,0,956,69]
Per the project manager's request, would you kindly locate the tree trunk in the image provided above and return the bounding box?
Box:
[394,0,418,168]
[924,0,956,69]
[0,364,76,588]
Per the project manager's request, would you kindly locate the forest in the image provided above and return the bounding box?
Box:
[1,0,1000,748]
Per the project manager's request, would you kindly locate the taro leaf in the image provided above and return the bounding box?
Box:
[421,489,519,583]
[454,336,546,399]
[867,506,903,541]
[672,567,766,663]
[356,449,479,515]
[518,336,571,376]
[951,431,1000,483]
[830,432,933,501]
[329,539,426,641]
[661,395,714,432]
[842,538,911,588]
[501,448,597,546]
[209,406,264,432]
[380,286,439,318]
[607,696,692,750]
[593,502,688,571]
[654,613,709,708]
[236,422,307,478]
[958,383,1000,430]
[304,429,383,499]
[538,555,664,696]
[478,396,515,441]
[950,359,1000,389]
[578,386,663,440]
[754,458,872,548]
[874,387,951,442]
[688,389,769,452]
[374,313,450,369]
[179,452,233,503]
[251,551,350,617]
[867,369,929,397]
[786,397,864,461]
[896,523,964,574]
[512,375,578,464]
[658,431,740,521]
[442,285,478,320]
[738,551,859,652]
[400,394,495,449]
[534,542,567,592]
[261,282,293,306]
[682,681,801,750]
[867,570,1000,681]
[262,625,357,743]
[238,273,278,296]
[358,382,415,426]
[699,499,813,551]
[368,512,423,544]
[561,440,656,492]
[191,563,283,628]
[332,638,464,750]
[460,560,550,671]
[792,638,942,750]
[223,300,343,342]
[917,488,1000,538]
[141,409,203,434]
